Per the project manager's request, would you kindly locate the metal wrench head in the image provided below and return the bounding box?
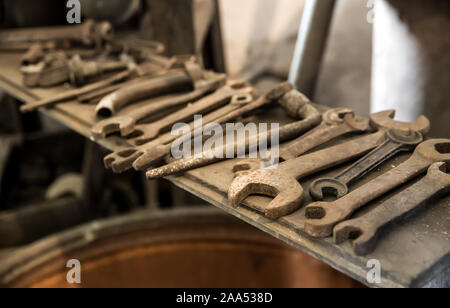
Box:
[304,139,450,238]
[228,168,304,219]
[132,145,170,171]
[333,162,450,255]
[323,108,369,131]
[370,110,430,135]
[104,148,143,174]
[91,116,136,140]
[309,178,349,201]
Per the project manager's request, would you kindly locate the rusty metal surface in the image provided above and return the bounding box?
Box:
[304,139,450,238]
[334,162,450,256]
[0,208,362,288]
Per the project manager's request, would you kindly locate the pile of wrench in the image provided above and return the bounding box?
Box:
[6,22,449,257]
[88,76,448,256]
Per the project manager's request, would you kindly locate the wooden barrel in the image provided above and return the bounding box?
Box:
[0,207,361,288]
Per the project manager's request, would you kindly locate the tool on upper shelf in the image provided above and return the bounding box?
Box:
[91,76,227,139]
[94,61,215,118]
[304,139,450,238]
[0,20,114,49]
[19,60,170,113]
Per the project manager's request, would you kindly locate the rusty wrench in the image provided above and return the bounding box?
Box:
[279,108,370,161]
[127,82,254,145]
[334,162,450,256]
[144,88,323,179]
[95,62,208,117]
[91,75,227,139]
[104,95,254,173]
[105,82,293,173]
[309,111,430,200]
[304,139,450,238]
[228,131,389,219]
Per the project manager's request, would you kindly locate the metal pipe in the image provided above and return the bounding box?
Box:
[289,0,336,98]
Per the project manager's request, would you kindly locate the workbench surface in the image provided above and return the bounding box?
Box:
[0,52,448,288]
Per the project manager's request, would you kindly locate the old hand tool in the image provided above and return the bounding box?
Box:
[91,76,227,139]
[95,62,207,117]
[104,94,255,173]
[144,88,322,179]
[228,131,388,219]
[334,162,450,256]
[20,62,163,113]
[310,111,430,200]
[304,139,450,238]
[126,81,252,145]
[21,52,69,87]
[0,20,114,47]
[68,55,134,87]
[279,108,370,161]
[105,83,293,173]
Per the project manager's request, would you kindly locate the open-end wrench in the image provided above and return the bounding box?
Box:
[144,88,322,178]
[278,108,370,161]
[95,62,209,118]
[334,162,450,256]
[228,131,389,219]
[309,111,430,200]
[104,83,293,173]
[304,139,450,238]
[103,95,255,173]
[124,82,253,145]
[91,75,227,139]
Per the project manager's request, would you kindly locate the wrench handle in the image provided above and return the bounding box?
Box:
[127,77,225,120]
[279,131,386,179]
[334,157,431,217]
[279,122,354,160]
[336,137,412,186]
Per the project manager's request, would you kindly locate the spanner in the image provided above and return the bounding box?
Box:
[227,125,388,219]
[304,139,450,238]
[104,96,254,173]
[104,83,293,173]
[309,111,430,200]
[95,62,208,117]
[91,75,227,139]
[334,162,450,256]
[124,82,254,145]
[144,88,322,178]
[278,108,370,161]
